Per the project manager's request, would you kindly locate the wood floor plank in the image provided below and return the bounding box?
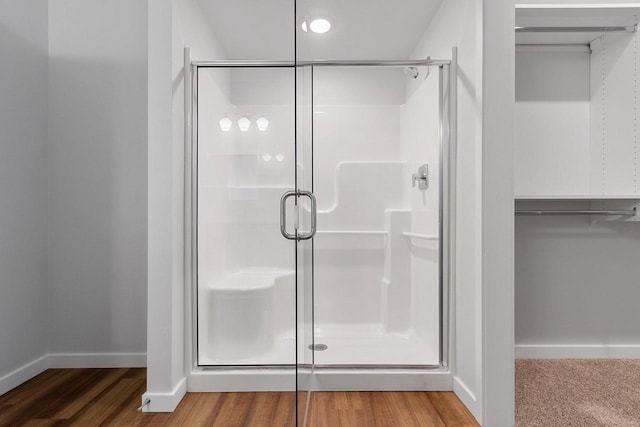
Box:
[307,393,338,427]
[0,369,479,427]
[428,391,479,426]
[52,368,129,419]
[26,369,109,420]
[67,377,142,426]
[0,370,89,426]
[307,392,445,427]
[298,390,310,425]
[93,370,149,427]
[244,392,296,426]
[0,369,64,405]
[20,420,61,427]
[158,393,224,427]
[396,392,446,427]
[378,392,445,427]
[214,392,258,426]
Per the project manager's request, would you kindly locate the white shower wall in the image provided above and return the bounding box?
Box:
[198,68,295,278]
[401,66,441,347]
[313,66,440,354]
[313,67,405,330]
[197,68,231,282]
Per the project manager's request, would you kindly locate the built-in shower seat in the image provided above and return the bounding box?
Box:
[207,268,294,361]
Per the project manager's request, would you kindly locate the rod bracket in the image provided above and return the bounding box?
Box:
[590,200,640,223]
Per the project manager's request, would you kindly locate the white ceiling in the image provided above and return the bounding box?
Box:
[197,0,443,60]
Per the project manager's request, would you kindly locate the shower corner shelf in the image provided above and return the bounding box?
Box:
[401,232,439,241]
[402,232,439,249]
[227,184,293,189]
[315,230,388,237]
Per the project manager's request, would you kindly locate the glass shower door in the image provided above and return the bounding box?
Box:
[196,66,298,369]
[294,64,315,426]
[193,62,318,426]
[296,60,449,426]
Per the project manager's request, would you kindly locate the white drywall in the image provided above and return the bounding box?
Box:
[481,0,515,424]
[0,0,49,385]
[413,1,516,424]
[146,0,228,411]
[47,0,148,355]
[409,0,485,421]
[146,0,176,409]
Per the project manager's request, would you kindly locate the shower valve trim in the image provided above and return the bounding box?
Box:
[412,164,429,191]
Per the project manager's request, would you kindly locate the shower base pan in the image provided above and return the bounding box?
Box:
[199,324,439,366]
[311,324,439,366]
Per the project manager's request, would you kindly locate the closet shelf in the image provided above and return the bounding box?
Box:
[516,195,640,201]
[516,208,637,216]
[515,4,640,44]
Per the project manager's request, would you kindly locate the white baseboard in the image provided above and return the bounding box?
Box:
[0,352,147,397]
[453,376,481,422]
[0,355,49,396]
[516,344,640,359]
[142,377,187,412]
[48,352,146,368]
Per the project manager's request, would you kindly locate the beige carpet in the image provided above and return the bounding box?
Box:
[516,359,640,426]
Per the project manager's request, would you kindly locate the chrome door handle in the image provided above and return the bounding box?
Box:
[280,190,297,240]
[297,191,317,241]
[280,190,317,241]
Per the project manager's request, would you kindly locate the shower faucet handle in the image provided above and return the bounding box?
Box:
[412,164,429,191]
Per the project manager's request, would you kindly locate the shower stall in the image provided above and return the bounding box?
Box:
[190,57,454,372]
[182,2,457,423]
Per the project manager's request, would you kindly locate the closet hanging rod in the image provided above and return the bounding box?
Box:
[516,25,637,33]
[515,208,637,216]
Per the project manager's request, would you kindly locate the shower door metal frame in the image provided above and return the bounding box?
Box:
[187,53,456,372]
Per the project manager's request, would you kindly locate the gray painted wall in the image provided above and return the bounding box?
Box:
[47,0,148,354]
[516,202,640,345]
[0,0,50,378]
[0,1,149,384]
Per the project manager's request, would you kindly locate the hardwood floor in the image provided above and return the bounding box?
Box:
[304,391,478,427]
[0,369,478,426]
